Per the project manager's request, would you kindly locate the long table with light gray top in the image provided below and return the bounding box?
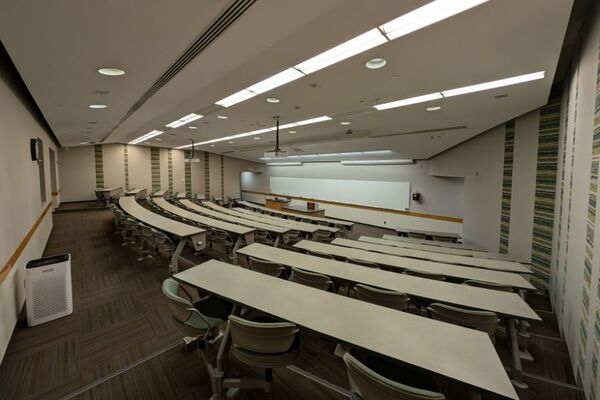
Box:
[95,186,122,206]
[237,242,538,389]
[360,236,526,263]
[179,199,289,247]
[233,207,339,234]
[291,240,534,290]
[202,201,320,235]
[236,199,354,228]
[333,238,532,275]
[118,196,205,273]
[125,187,147,199]
[152,198,254,264]
[152,189,168,197]
[395,227,462,241]
[382,234,484,251]
[174,260,518,399]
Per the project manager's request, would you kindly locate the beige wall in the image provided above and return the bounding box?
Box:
[0,66,59,361]
[58,144,260,202]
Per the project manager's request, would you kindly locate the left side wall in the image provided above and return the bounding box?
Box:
[0,52,59,362]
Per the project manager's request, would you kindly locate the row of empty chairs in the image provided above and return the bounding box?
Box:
[163,275,448,399]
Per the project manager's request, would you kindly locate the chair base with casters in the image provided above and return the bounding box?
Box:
[208,314,300,399]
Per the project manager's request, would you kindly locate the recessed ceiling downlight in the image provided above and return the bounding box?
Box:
[217,115,228,119]
[340,121,351,125]
[98,67,126,76]
[365,58,387,69]
[426,106,441,111]
[89,104,107,109]
[266,97,280,104]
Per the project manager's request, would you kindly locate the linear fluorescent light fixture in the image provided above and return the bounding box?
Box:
[380,0,490,40]
[176,116,331,149]
[441,71,546,97]
[295,29,388,75]
[214,1,489,109]
[166,113,204,128]
[267,162,302,166]
[129,130,163,145]
[374,92,443,110]
[260,149,393,160]
[341,159,413,166]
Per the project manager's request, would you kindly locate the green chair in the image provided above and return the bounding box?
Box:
[306,249,336,260]
[313,230,334,243]
[248,256,286,278]
[289,267,334,291]
[343,353,446,400]
[402,269,446,281]
[354,284,410,312]
[162,277,232,341]
[228,315,299,394]
[428,302,499,344]
[463,279,514,292]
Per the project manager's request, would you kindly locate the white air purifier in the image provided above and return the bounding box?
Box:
[25,253,73,327]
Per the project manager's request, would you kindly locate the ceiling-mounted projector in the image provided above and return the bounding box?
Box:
[264,116,288,159]
[264,150,288,159]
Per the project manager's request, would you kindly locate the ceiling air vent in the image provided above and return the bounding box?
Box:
[105,0,256,139]
[371,125,467,138]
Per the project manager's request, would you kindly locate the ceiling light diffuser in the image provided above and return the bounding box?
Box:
[166,113,204,128]
[426,106,442,111]
[267,162,302,166]
[441,71,546,97]
[98,67,126,76]
[217,115,228,119]
[380,0,490,40]
[129,130,163,145]
[247,68,305,94]
[295,29,387,75]
[340,121,351,125]
[374,92,443,110]
[176,115,330,149]
[89,104,107,109]
[266,97,280,103]
[365,58,387,69]
[216,89,256,107]
[341,159,413,165]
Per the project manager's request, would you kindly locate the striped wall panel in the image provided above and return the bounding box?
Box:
[220,155,225,200]
[530,85,562,291]
[151,147,160,192]
[123,145,129,190]
[588,42,600,397]
[204,151,210,198]
[94,144,104,188]
[499,120,515,253]
[167,149,173,195]
[184,150,191,193]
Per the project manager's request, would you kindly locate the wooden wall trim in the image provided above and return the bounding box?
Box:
[0,203,52,285]
[241,190,463,223]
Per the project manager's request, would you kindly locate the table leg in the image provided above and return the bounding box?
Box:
[169,240,186,274]
[232,236,243,265]
[274,234,281,247]
[212,304,240,399]
[506,318,529,390]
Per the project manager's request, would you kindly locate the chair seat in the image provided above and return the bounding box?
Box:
[184,310,224,332]
[232,346,299,368]
[194,297,234,320]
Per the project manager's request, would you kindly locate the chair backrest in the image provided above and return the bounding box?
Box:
[254,229,271,243]
[284,230,302,242]
[402,269,446,281]
[343,353,446,400]
[306,249,335,260]
[346,257,380,269]
[162,278,193,324]
[463,280,513,292]
[408,232,427,240]
[428,303,499,338]
[248,256,285,278]
[214,229,232,242]
[354,284,410,311]
[313,231,333,242]
[289,267,333,291]
[229,315,298,354]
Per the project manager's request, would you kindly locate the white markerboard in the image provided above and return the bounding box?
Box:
[270,176,410,211]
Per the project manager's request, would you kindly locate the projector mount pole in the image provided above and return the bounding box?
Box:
[274,115,280,152]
